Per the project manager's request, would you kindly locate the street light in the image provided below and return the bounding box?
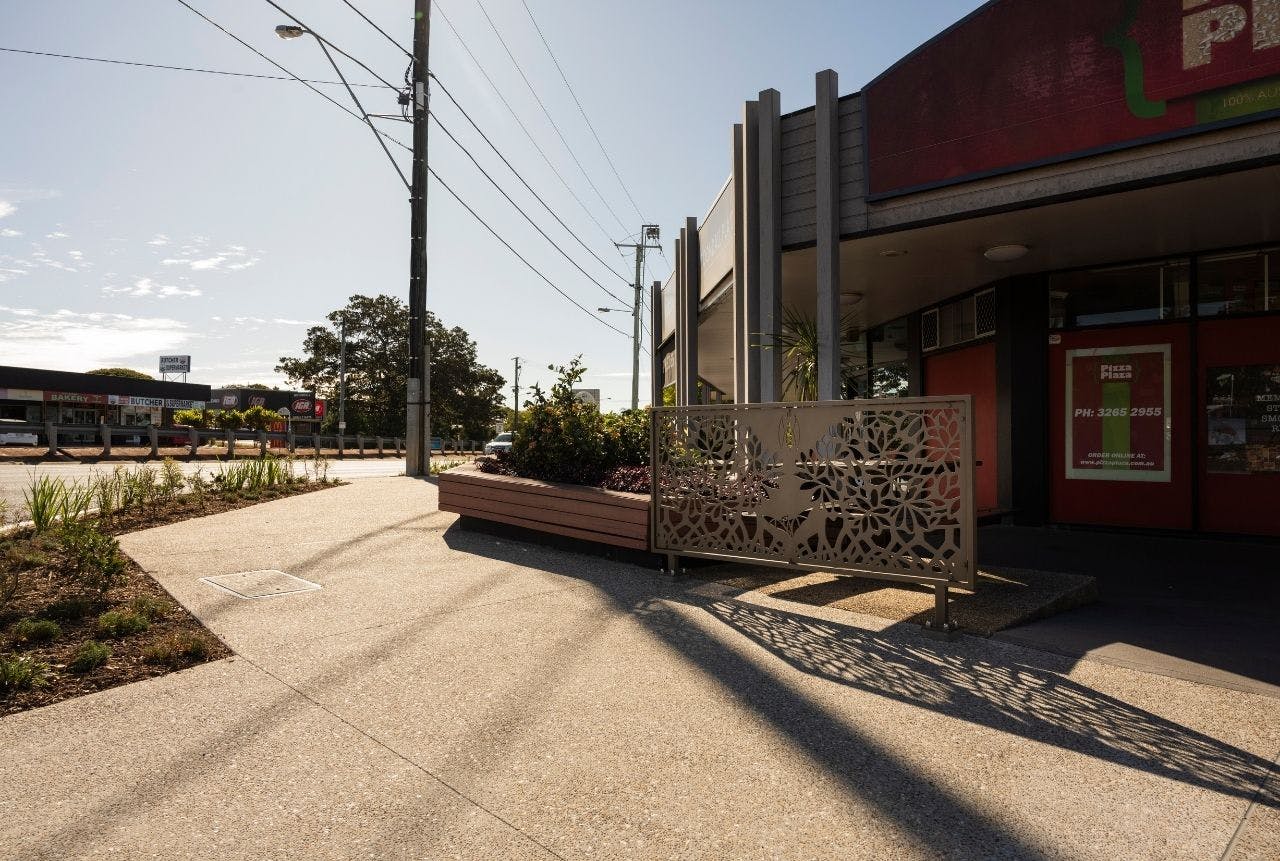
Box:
[597,307,629,314]
[274,24,307,39]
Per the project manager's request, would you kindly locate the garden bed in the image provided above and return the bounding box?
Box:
[439,463,650,551]
[1,462,342,713]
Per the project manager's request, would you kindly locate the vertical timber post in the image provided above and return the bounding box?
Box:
[757,88,783,403]
[815,70,842,401]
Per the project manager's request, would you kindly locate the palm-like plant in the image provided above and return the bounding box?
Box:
[769,306,861,401]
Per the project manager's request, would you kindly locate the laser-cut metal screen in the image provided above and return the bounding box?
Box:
[651,398,975,589]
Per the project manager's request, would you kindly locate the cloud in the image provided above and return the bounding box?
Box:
[45,231,69,239]
[0,228,20,238]
[146,234,169,247]
[68,250,84,260]
[0,306,190,371]
[0,201,14,219]
[102,277,202,299]
[161,243,260,272]
[271,318,313,326]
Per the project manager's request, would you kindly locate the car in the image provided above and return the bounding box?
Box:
[0,430,39,447]
[484,432,514,454]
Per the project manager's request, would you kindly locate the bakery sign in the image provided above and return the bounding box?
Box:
[1065,344,1173,482]
[865,0,1280,198]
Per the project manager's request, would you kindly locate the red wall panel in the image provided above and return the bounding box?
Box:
[925,342,998,513]
[1198,315,1280,536]
[1049,323,1193,529]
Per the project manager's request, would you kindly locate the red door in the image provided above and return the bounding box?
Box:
[1198,316,1280,536]
[1049,323,1193,529]
[925,342,998,513]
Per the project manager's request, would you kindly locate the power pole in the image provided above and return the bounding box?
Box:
[406,0,433,475]
[511,356,522,430]
[616,225,662,410]
[338,313,347,436]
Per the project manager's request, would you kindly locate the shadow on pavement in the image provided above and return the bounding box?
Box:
[979,525,1280,693]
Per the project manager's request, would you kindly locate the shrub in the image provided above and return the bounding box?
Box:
[143,631,211,668]
[13,618,61,645]
[57,523,127,596]
[0,654,48,691]
[129,595,168,621]
[512,357,610,484]
[68,640,110,674]
[475,450,517,476]
[599,465,651,494]
[173,408,208,429]
[24,475,66,533]
[159,458,186,503]
[44,596,94,621]
[602,409,649,468]
[95,609,149,638]
[213,408,246,431]
[242,405,277,432]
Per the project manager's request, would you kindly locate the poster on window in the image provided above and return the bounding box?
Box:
[1065,344,1171,482]
[1206,364,1280,474]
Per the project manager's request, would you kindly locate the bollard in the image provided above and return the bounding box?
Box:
[148,425,159,459]
[258,430,268,457]
[357,434,365,456]
[337,434,345,459]
[287,430,296,453]
[313,433,321,454]
[45,421,57,457]
[188,426,199,457]
[225,428,236,460]
[376,436,384,457]
[395,438,402,456]
[101,422,112,458]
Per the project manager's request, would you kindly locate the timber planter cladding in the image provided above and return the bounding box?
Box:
[438,464,650,551]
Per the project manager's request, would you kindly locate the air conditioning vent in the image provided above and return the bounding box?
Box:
[975,289,997,338]
[921,308,940,352]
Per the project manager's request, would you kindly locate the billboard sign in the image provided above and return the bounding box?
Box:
[159,355,191,373]
[573,389,601,407]
[1065,344,1172,482]
[865,1,1280,198]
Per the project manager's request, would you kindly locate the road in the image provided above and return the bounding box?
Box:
[0,458,411,516]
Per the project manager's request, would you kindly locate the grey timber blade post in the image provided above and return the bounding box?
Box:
[757,88,783,403]
[815,70,842,401]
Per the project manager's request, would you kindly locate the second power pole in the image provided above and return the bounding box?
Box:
[617,225,662,411]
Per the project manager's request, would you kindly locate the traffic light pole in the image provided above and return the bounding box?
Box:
[406,0,432,475]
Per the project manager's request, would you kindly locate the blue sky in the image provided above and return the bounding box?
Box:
[0,0,983,408]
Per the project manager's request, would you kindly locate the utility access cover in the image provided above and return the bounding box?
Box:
[201,570,321,600]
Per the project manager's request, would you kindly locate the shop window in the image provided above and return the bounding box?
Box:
[869,318,910,398]
[1049,260,1189,328]
[922,290,995,352]
[1197,249,1277,317]
[842,329,870,399]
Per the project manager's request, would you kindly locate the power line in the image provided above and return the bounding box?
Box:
[518,0,645,222]
[313,32,409,189]
[431,110,629,307]
[432,3,617,247]
[0,45,388,87]
[430,73,631,286]
[337,0,412,59]
[427,166,631,339]
[260,0,402,91]
[473,0,629,234]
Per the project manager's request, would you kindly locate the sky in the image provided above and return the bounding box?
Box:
[0,0,985,410]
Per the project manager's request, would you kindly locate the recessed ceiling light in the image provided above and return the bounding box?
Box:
[879,249,908,258]
[984,244,1030,262]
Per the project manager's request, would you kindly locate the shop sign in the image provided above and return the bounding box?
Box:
[109,395,166,408]
[699,180,734,297]
[221,394,239,407]
[1065,344,1172,482]
[314,399,327,419]
[865,1,1280,198]
[45,391,109,405]
[1206,363,1280,473]
[164,399,206,410]
[0,388,43,401]
[159,355,191,373]
[291,397,313,415]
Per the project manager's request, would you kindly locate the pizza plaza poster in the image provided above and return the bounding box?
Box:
[1066,344,1172,482]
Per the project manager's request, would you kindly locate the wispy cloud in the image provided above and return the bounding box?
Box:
[146,234,169,247]
[0,228,20,238]
[161,243,259,272]
[271,318,314,326]
[44,231,69,240]
[0,201,15,219]
[102,277,202,299]
[0,306,191,371]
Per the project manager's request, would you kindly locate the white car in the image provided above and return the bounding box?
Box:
[0,431,39,447]
[483,432,514,454]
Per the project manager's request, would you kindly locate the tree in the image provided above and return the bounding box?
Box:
[276,294,505,439]
[87,367,154,380]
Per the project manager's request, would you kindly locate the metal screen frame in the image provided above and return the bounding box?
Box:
[650,397,975,591]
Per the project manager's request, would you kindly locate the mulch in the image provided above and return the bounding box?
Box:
[1,481,341,714]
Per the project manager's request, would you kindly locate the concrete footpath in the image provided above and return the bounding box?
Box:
[2,478,1277,860]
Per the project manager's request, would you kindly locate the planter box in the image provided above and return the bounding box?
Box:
[438,463,651,551]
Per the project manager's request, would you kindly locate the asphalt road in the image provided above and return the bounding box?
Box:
[0,458,410,516]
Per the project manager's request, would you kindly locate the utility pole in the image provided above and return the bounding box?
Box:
[338,313,347,436]
[406,0,433,475]
[511,356,522,430]
[615,225,662,410]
